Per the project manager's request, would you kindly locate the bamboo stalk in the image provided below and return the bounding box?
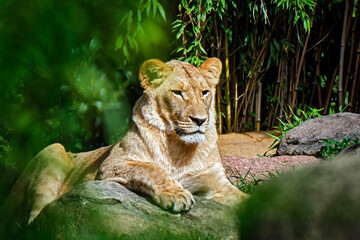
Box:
[338,0,350,108]
[214,14,222,134]
[290,6,315,110]
[349,36,360,112]
[344,3,360,103]
[280,58,288,124]
[324,63,339,114]
[301,63,306,110]
[279,22,292,125]
[314,0,329,108]
[179,6,188,59]
[353,72,360,112]
[233,11,282,131]
[269,60,282,128]
[315,51,323,108]
[224,15,231,132]
[255,82,262,132]
[288,59,295,107]
[233,57,238,132]
[232,27,238,132]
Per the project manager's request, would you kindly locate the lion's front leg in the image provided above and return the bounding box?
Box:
[189,167,249,206]
[206,180,249,206]
[98,161,195,212]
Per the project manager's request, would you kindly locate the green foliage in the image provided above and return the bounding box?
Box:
[329,104,349,115]
[318,137,359,160]
[0,136,12,168]
[273,0,316,32]
[172,0,226,65]
[0,1,173,237]
[115,0,167,64]
[229,167,285,194]
[172,0,316,65]
[228,169,263,194]
[0,0,172,174]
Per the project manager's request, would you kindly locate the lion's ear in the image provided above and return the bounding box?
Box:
[139,59,170,89]
[199,57,222,86]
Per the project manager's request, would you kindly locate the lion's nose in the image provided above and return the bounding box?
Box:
[189,116,207,126]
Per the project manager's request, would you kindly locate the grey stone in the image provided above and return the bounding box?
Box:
[277,113,360,156]
[33,181,238,239]
[337,143,360,159]
[237,154,360,240]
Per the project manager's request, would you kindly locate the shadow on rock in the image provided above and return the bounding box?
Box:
[237,152,360,240]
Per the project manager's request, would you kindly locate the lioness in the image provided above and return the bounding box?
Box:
[8,58,248,226]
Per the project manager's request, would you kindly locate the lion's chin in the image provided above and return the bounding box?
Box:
[179,132,206,144]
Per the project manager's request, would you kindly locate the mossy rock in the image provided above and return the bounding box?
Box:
[31,181,238,240]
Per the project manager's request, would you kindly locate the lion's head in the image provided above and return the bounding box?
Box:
[138,58,222,144]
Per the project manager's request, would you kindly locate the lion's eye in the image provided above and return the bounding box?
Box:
[202,90,210,97]
[171,90,183,97]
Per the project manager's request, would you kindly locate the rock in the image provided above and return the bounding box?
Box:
[32,181,238,239]
[222,155,321,183]
[219,132,276,158]
[236,154,360,240]
[337,143,360,159]
[277,113,360,156]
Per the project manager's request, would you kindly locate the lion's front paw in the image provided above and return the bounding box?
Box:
[207,184,250,206]
[154,185,195,213]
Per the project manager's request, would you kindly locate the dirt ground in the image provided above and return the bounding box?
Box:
[218,131,276,158]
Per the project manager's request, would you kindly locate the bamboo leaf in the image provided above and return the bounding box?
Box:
[120,12,129,25]
[221,0,225,7]
[127,11,133,27]
[115,36,123,50]
[193,26,200,34]
[273,39,280,51]
[176,25,185,39]
[145,0,151,16]
[123,45,129,59]
[156,2,166,22]
[176,47,184,53]
[152,0,157,17]
[137,9,141,22]
[188,44,196,52]
[127,35,134,48]
[198,41,207,54]
[137,23,145,34]
[132,38,139,52]
[181,0,187,9]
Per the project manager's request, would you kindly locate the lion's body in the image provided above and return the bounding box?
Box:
[8,58,248,225]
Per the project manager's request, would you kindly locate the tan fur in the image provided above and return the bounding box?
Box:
[8,58,248,226]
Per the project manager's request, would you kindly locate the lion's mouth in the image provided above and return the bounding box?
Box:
[175,128,206,144]
[175,128,204,136]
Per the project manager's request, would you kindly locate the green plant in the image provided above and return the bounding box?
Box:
[228,167,287,194]
[318,137,359,160]
[328,104,349,115]
[228,169,263,194]
[115,0,167,64]
[0,0,172,172]
[172,0,226,66]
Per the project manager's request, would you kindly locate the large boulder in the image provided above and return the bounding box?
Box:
[31,181,238,239]
[277,113,360,156]
[237,153,360,240]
